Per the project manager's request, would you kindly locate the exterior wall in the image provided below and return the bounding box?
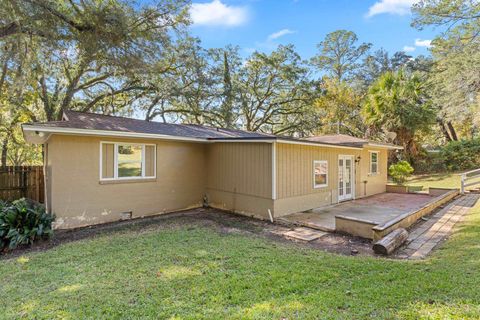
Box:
[46,135,206,229]
[358,147,388,197]
[274,143,361,217]
[44,134,389,228]
[206,142,274,219]
[274,143,389,217]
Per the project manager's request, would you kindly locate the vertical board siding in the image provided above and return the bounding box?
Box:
[274,143,389,217]
[359,147,388,196]
[276,143,363,200]
[0,166,45,203]
[206,143,272,199]
[276,143,388,201]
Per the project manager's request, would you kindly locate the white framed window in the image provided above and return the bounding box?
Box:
[313,160,328,188]
[369,151,379,175]
[100,142,156,181]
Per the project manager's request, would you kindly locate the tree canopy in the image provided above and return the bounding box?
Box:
[311,30,371,82]
[1,0,479,168]
[362,69,436,161]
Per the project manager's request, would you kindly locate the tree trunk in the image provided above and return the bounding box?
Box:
[373,228,408,255]
[437,118,452,142]
[1,137,8,168]
[221,51,234,129]
[447,121,458,141]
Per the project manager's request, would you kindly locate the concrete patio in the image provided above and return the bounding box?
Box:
[279,193,435,232]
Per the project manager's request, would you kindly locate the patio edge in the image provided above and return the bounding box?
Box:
[372,189,460,241]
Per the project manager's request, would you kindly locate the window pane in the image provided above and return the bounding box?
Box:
[118,145,142,177]
[144,145,155,177]
[314,161,327,186]
[371,153,378,173]
[102,143,114,179]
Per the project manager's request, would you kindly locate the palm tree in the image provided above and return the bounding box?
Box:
[362,69,435,162]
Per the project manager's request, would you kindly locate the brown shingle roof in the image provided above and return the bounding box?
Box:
[24,111,401,149]
[30,110,275,140]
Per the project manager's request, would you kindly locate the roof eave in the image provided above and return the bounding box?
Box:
[366,142,403,150]
[276,138,364,150]
[22,124,398,150]
[21,124,210,144]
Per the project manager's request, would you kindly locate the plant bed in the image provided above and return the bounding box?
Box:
[0,198,54,253]
[386,184,424,194]
[386,184,409,193]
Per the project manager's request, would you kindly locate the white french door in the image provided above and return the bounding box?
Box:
[338,155,354,202]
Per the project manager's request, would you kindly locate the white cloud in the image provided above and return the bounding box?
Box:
[415,38,432,47]
[402,38,432,52]
[190,0,249,27]
[267,29,296,41]
[366,0,416,18]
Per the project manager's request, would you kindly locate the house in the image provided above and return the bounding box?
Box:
[22,111,401,229]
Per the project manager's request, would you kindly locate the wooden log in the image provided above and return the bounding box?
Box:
[373,228,408,255]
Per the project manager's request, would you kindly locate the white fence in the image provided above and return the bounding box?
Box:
[460,168,480,194]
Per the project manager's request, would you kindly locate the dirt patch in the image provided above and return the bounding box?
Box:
[1,207,380,260]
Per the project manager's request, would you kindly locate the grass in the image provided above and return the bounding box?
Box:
[2,200,480,319]
[405,172,480,191]
[406,172,462,190]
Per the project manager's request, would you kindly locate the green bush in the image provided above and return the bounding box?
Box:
[413,152,446,173]
[389,161,414,185]
[440,138,480,171]
[0,198,55,251]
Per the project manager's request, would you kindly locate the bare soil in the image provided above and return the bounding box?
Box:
[1,208,376,259]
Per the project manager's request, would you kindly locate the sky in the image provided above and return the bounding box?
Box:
[188,0,439,59]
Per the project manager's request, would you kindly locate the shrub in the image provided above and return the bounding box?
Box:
[389,161,414,185]
[413,152,446,173]
[0,198,55,251]
[440,138,480,171]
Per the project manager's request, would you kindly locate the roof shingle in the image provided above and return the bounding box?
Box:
[24,111,401,149]
[30,111,275,140]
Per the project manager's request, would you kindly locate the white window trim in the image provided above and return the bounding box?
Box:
[100,141,156,181]
[369,151,379,175]
[313,160,328,189]
[338,154,356,202]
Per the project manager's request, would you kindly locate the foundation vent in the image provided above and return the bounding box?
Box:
[120,211,133,220]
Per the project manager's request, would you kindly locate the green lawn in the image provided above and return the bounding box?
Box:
[406,172,462,190]
[405,172,480,191]
[1,201,480,319]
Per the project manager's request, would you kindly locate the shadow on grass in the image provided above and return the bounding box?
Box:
[408,173,455,183]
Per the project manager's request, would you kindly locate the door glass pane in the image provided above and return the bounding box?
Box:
[338,159,344,196]
[118,145,143,177]
[345,159,351,195]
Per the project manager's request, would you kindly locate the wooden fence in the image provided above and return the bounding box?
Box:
[0,166,44,203]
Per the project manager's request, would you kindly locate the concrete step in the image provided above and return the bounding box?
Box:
[276,217,335,232]
[466,189,480,194]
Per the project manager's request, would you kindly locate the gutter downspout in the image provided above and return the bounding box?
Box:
[270,142,276,222]
[43,143,49,213]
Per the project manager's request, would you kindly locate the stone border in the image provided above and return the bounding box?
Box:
[386,184,409,194]
[335,215,378,239]
[372,189,459,241]
[335,188,459,240]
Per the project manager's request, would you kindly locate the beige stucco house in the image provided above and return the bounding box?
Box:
[23,111,400,229]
